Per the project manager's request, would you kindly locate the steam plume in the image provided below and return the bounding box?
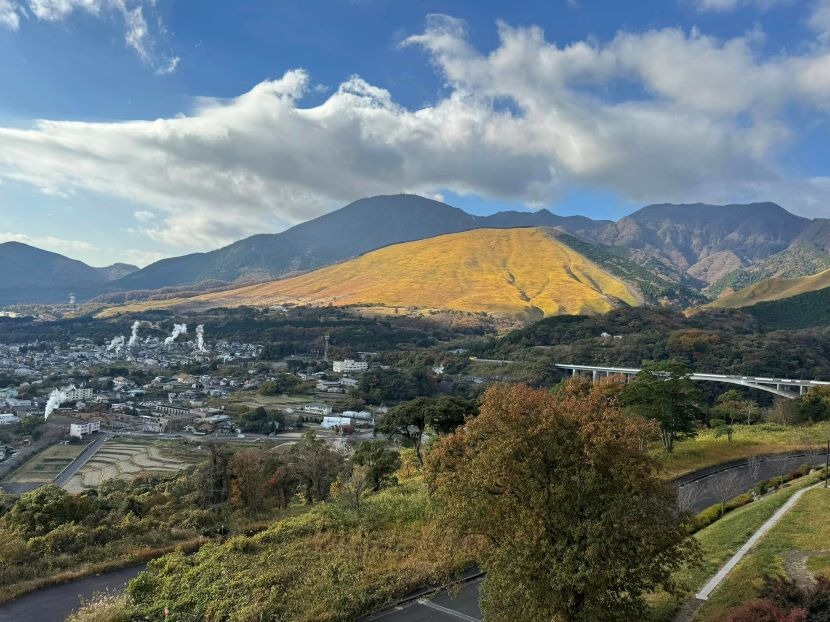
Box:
[106,335,126,354]
[128,321,141,348]
[195,324,206,353]
[44,387,69,419]
[164,323,188,345]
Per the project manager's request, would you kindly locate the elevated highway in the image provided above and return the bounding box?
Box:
[555,364,830,399]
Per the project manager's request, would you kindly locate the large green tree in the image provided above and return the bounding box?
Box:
[352,440,401,491]
[620,361,702,452]
[290,431,344,503]
[426,381,698,621]
[378,396,477,465]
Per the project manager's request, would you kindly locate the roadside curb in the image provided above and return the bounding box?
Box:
[360,568,485,621]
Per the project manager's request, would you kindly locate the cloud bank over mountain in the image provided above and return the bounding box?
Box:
[1,10,830,250]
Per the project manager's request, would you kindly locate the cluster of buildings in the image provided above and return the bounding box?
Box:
[0,332,389,451]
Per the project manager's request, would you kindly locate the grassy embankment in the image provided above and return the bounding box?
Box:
[69,469,477,622]
[656,422,830,479]
[693,484,830,621]
[647,471,830,620]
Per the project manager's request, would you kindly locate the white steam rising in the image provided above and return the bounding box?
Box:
[195,324,206,353]
[128,321,141,348]
[164,323,188,345]
[106,335,126,354]
[44,387,69,419]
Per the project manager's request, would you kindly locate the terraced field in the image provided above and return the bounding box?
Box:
[64,440,200,493]
[1,443,85,489]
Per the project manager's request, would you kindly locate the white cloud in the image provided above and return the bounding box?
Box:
[3,0,177,72]
[0,231,164,267]
[133,210,155,222]
[810,0,830,41]
[0,0,21,30]
[0,231,95,254]
[155,55,180,76]
[1,14,830,252]
[691,0,788,12]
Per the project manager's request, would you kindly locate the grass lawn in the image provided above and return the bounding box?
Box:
[693,484,830,621]
[647,474,826,621]
[656,422,830,479]
[1,443,86,485]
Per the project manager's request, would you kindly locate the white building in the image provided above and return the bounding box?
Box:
[0,413,20,425]
[303,403,333,416]
[64,387,94,402]
[343,410,373,421]
[321,416,353,429]
[332,359,368,373]
[70,421,100,438]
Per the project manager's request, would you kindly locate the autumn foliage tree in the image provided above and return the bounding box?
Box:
[426,380,699,621]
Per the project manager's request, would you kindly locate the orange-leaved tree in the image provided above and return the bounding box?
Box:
[425,379,699,622]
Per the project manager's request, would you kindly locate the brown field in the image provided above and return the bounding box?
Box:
[97,228,640,319]
[63,439,201,493]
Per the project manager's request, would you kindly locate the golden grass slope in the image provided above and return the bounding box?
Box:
[101,228,641,319]
[710,267,830,309]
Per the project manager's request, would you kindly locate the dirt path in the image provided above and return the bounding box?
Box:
[784,550,829,591]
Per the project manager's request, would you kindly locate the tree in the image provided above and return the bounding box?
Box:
[426,382,699,621]
[428,396,478,434]
[378,396,477,465]
[798,389,830,424]
[333,464,371,510]
[710,418,734,443]
[290,431,344,503]
[716,390,759,426]
[230,449,274,511]
[748,455,762,483]
[352,440,401,491]
[709,470,741,517]
[377,398,430,465]
[2,485,98,539]
[237,406,285,434]
[198,443,231,507]
[620,361,702,453]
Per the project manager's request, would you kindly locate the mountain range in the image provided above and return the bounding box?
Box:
[0,242,137,305]
[99,228,641,320]
[108,195,609,292]
[5,194,830,316]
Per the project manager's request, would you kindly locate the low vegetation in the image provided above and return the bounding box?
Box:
[648,472,829,620]
[97,228,641,320]
[696,485,830,621]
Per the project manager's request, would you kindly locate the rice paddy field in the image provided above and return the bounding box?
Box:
[1,443,86,488]
[63,438,202,493]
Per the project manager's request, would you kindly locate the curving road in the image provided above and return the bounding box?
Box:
[0,564,145,622]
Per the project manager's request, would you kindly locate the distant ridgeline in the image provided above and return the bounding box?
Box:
[6,195,830,322]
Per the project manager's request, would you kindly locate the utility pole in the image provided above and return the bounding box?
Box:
[324,335,329,363]
[825,440,829,489]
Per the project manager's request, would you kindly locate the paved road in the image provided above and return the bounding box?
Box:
[678,451,828,514]
[0,564,145,622]
[53,432,113,488]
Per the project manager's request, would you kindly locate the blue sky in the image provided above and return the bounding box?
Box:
[1,0,830,267]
